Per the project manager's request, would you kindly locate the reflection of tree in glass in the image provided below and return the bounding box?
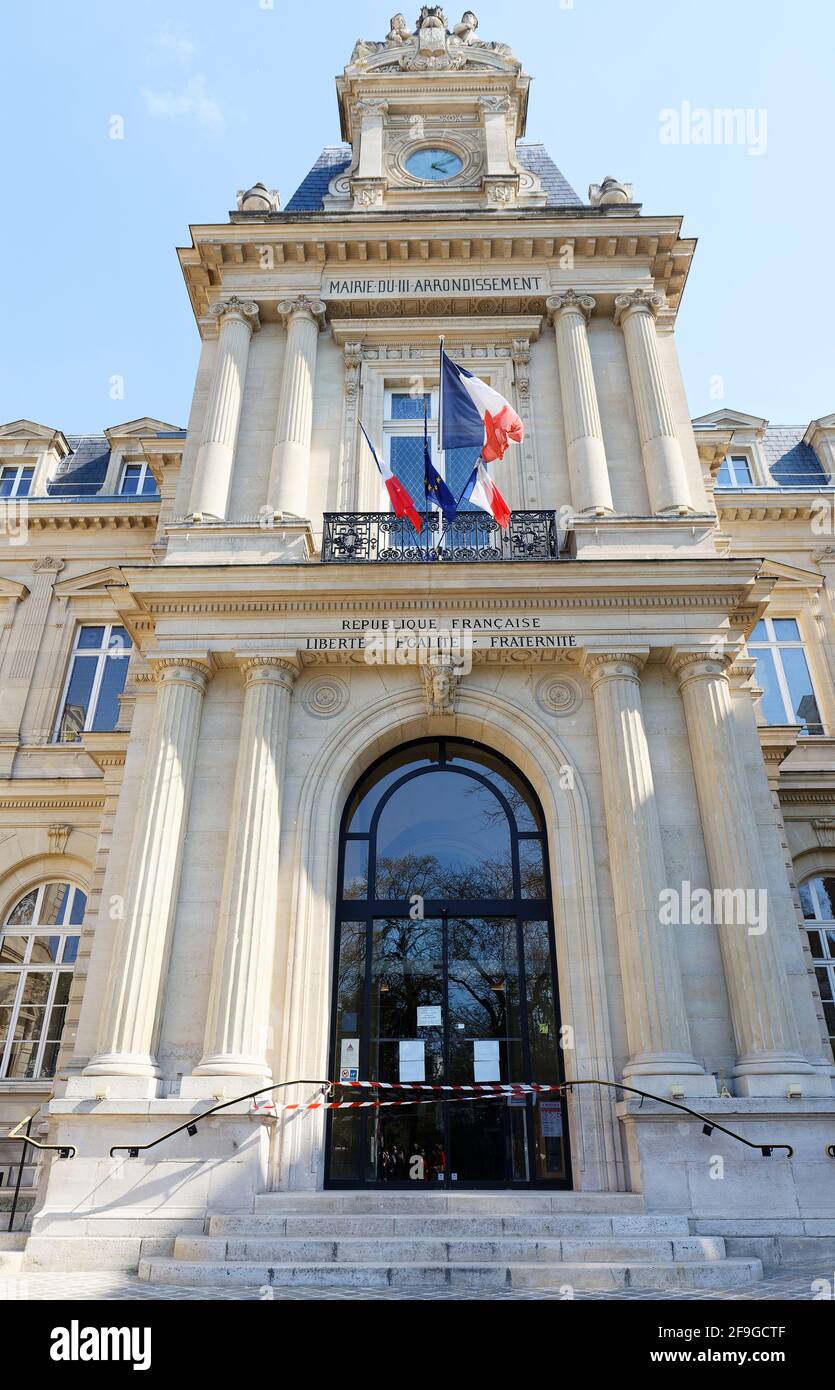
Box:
[448,917,518,1039]
[375,853,437,900]
[373,916,442,1038]
[336,923,365,1028]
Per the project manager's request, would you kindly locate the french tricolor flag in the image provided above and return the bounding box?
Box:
[359,421,422,535]
[462,460,512,530]
[440,347,524,463]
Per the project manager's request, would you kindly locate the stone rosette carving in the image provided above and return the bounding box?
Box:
[536,675,582,718]
[302,676,350,719]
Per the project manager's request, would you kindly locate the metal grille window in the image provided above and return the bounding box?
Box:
[0,465,34,498]
[54,624,132,743]
[799,875,835,1062]
[0,882,86,1080]
[384,389,482,515]
[748,618,824,735]
[119,461,159,497]
[716,454,754,487]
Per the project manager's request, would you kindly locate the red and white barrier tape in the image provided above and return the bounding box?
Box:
[251,1080,565,1117]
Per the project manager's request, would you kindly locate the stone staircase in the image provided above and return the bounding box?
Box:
[140,1192,764,1292]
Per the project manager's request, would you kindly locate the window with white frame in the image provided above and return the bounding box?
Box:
[0,882,86,1080]
[715,453,755,487]
[0,464,34,498]
[798,875,835,1062]
[54,624,132,743]
[748,618,824,734]
[383,388,482,516]
[119,461,158,497]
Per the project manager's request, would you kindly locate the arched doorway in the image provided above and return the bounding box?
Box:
[325,738,571,1188]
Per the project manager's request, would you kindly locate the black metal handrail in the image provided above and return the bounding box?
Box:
[0,1115,67,1233]
[322,510,560,563]
[6,1112,75,1159]
[107,1076,794,1160]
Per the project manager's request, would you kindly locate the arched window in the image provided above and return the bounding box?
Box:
[0,882,86,1080]
[327,739,570,1189]
[799,875,835,1061]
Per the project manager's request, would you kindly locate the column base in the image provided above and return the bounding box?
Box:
[66,1075,163,1100]
[180,1069,273,1100]
[733,1052,834,1097]
[622,1055,718,1099]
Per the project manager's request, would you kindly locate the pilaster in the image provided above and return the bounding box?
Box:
[189,298,260,522]
[267,295,327,520]
[614,289,692,515]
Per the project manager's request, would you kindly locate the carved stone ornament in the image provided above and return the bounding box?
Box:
[303,676,350,719]
[208,297,260,331]
[276,295,327,329]
[813,817,835,849]
[344,342,363,397]
[31,556,65,574]
[588,175,634,206]
[422,652,461,715]
[613,288,666,326]
[235,182,280,213]
[349,10,519,73]
[47,824,71,855]
[536,675,582,718]
[546,290,596,324]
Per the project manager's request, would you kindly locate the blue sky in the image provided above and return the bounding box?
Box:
[1,0,833,432]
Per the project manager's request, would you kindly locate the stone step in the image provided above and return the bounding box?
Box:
[0,1235,26,1275]
[253,1191,646,1216]
[175,1233,726,1264]
[140,1256,763,1292]
[208,1212,691,1239]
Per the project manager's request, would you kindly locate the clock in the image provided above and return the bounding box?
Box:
[404,147,464,181]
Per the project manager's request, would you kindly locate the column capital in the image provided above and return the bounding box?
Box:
[613,288,666,327]
[667,647,735,689]
[582,649,649,686]
[546,290,596,324]
[149,655,213,690]
[238,652,301,690]
[277,295,327,330]
[207,296,261,333]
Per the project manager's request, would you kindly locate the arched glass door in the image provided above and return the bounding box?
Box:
[325,739,571,1188]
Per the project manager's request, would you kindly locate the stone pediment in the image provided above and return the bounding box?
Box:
[348,9,520,76]
[104,417,184,442]
[692,408,768,432]
[0,419,70,454]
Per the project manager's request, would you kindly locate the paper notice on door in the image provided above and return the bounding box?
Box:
[417,1005,442,1027]
[473,1038,500,1083]
[540,1102,563,1138]
[399,1039,425,1083]
[340,1038,359,1082]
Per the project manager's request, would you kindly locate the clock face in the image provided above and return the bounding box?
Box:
[404,147,464,181]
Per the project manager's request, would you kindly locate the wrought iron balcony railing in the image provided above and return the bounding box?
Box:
[322,510,561,563]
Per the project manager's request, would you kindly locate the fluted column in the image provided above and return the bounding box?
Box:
[546,292,614,515]
[189,298,260,521]
[83,657,211,1095]
[584,651,712,1093]
[614,289,692,515]
[671,651,818,1094]
[182,654,300,1097]
[267,295,326,519]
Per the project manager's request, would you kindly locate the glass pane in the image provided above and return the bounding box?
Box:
[7,889,37,926]
[446,743,541,830]
[91,653,129,731]
[329,1111,362,1181]
[0,468,16,497]
[7,1043,40,1079]
[110,626,131,653]
[780,648,823,734]
[825,929,835,957]
[519,838,546,898]
[524,921,561,1084]
[120,466,141,495]
[370,918,443,1040]
[62,936,80,964]
[39,1042,60,1078]
[773,619,801,641]
[715,460,733,486]
[0,937,27,965]
[366,1102,445,1183]
[53,972,72,1006]
[77,626,106,649]
[69,890,87,926]
[342,840,369,899]
[447,1099,506,1181]
[13,1005,45,1046]
[815,967,833,1001]
[40,883,70,926]
[730,455,753,485]
[533,1097,568,1180]
[0,975,21,1008]
[58,655,97,740]
[375,769,513,899]
[335,923,365,1046]
[799,881,816,920]
[141,471,159,496]
[749,621,768,643]
[19,973,51,1007]
[346,745,437,833]
[824,1001,835,1041]
[448,917,520,1040]
[807,929,824,958]
[17,470,33,497]
[444,446,481,511]
[389,436,426,512]
[29,937,60,964]
[819,880,835,920]
[390,393,431,420]
[752,649,787,724]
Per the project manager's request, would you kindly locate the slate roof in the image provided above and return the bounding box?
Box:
[763,427,829,486]
[285,141,582,211]
[46,435,111,497]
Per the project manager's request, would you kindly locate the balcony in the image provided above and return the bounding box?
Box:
[321,510,562,564]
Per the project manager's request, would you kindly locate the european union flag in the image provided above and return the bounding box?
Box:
[423,407,458,525]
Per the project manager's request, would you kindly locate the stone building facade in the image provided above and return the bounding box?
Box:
[1,10,834,1285]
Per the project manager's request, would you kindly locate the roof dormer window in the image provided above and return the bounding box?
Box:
[716,453,755,488]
